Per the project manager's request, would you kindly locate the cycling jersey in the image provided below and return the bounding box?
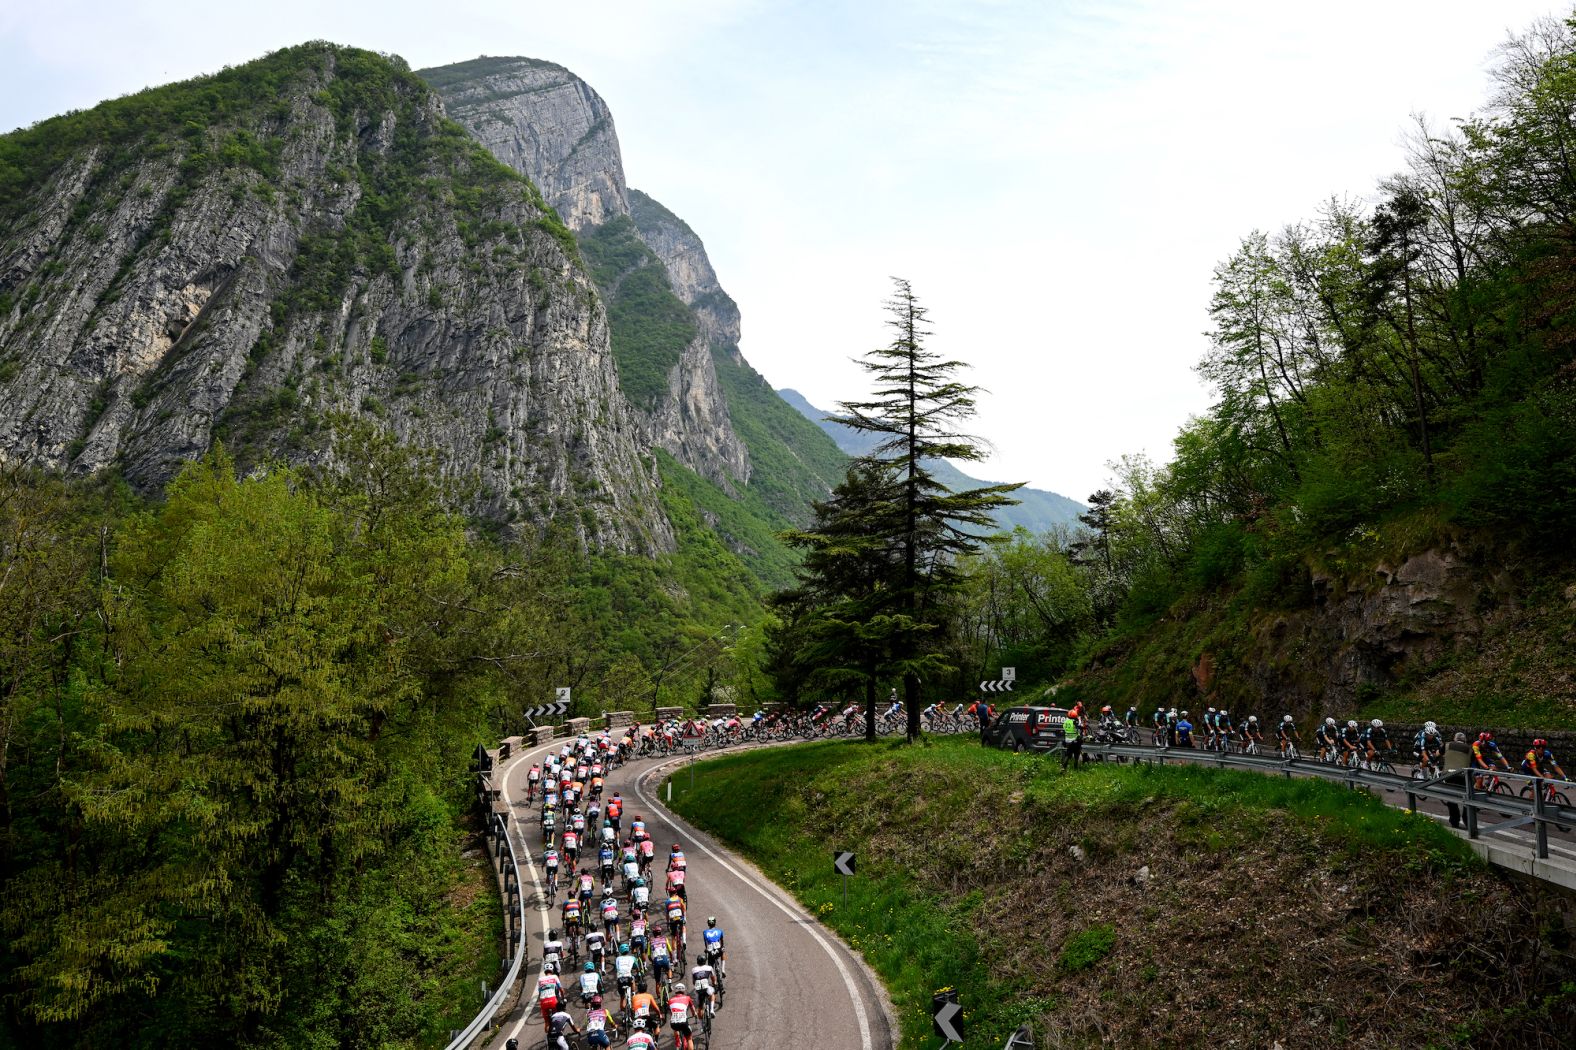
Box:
[562,901,582,922]
[691,964,716,992]
[537,974,563,1005]
[626,1033,657,1049]
[615,954,638,979]
[669,994,694,1025]
[632,992,658,1018]
[1522,747,1561,776]
[1472,741,1503,767]
[579,970,601,997]
[703,927,724,952]
[667,897,686,922]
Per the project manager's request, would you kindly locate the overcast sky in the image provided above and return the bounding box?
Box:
[2,1,1564,500]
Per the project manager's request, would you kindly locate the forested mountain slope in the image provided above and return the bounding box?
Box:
[1059,18,1576,730]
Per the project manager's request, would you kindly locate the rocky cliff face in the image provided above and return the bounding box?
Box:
[421,59,752,489]
[419,57,629,231]
[628,189,742,353]
[0,45,672,554]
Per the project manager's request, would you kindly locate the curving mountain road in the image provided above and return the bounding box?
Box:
[482,737,894,1050]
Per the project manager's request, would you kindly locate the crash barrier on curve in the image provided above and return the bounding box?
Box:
[1067,739,1576,891]
[448,747,530,1050]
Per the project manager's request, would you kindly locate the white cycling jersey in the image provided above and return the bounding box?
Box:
[615,954,637,979]
[691,964,715,991]
[579,971,600,996]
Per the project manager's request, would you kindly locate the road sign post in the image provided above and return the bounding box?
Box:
[834,850,856,906]
[932,987,963,1045]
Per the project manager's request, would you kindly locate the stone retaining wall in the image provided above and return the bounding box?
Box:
[565,717,591,737]
[706,703,737,719]
[605,710,635,730]
[530,725,555,745]
[655,706,684,722]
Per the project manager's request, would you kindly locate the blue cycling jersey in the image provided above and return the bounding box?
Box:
[702,927,723,947]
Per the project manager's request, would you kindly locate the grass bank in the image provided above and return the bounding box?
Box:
[666,737,1575,1049]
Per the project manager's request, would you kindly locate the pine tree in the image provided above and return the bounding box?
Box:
[831,278,1022,740]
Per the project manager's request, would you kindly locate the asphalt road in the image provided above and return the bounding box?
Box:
[483,738,894,1050]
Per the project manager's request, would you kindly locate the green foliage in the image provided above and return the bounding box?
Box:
[669,737,1486,1048]
[0,434,574,1046]
[579,216,695,407]
[1058,923,1116,973]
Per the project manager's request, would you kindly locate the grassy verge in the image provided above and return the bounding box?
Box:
[666,737,1574,1049]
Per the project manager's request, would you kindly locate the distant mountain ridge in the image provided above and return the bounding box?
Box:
[777,388,1085,533]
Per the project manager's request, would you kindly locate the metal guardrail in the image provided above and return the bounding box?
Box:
[1071,741,1576,865]
[444,767,530,1050]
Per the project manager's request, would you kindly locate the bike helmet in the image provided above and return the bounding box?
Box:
[1101,705,1113,714]
[698,955,707,965]
[1207,707,1216,714]
[673,982,686,993]
[584,961,595,972]
[1325,717,1336,727]
[1479,731,1491,742]
[1220,709,1228,717]
[1283,715,1293,723]
[1347,720,1358,729]
[549,928,559,938]
[1248,715,1258,723]
[1181,710,1189,718]
[1534,738,1548,748]
[634,878,644,887]
[632,1019,647,1030]
[1371,719,1382,728]
[1424,721,1437,733]
[706,916,717,927]
[507,1039,519,1050]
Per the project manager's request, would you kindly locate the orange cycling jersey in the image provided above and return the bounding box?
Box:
[631,992,658,1017]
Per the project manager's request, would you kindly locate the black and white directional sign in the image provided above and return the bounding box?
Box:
[833,851,856,876]
[933,989,964,1043]
[979,678,1015,693]
[523,699,569,721]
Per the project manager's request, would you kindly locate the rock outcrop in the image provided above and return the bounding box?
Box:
[0,44,672,554]
[421,58,752,488]
[420,57,629,230]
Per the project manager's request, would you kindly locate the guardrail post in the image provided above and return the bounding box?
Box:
[1464,773,1479,839]
[1533,778,1549,861]
[1406,788,1417,813]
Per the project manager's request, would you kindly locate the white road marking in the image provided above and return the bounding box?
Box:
[634,763,879,1050]
[498,741,558,1045]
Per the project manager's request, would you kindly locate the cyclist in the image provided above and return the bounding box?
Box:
[536,968,565,1031]
[701,915,726,986]
[1175,711,1193,748]
[631,815,648,842]
[1125,706,1140,733]
[578,960,603,1006]
[577,869,596,905]
[545,1003,581,1050]
[668,844,688,872]
[562,827,579,867]
[1413,721,1445,772]
[632,876,651,914]
[541,805,557,845]
[1217,710,1234,750]
[585,994,617,1049]
[1240,715,1263,752]
[629,912,649,959]
[544,845,561,894]
[585,925,607,973]
[1313,718,1338,762]
[599,842,616,884]
[668,982,696,1049]
[527,762,541,802]
[649,925,674,992]
[1339,720,1363,767]
[1203,707,1218,749]
[666,893,688,948]
[1472,731,1510,788]
[1152,707,1166,744]
[542,928,566,975]
[613,942,643,1014]
[639,834,657,874]
[626,1017,658,1050]
[606,793,623,833]
[1361,719,1392,766]
[601,890,622,942]
[667,865,687,903]
[1522,739,1568,782]
[691,954,719,1019]
[1276,715,1300,758]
